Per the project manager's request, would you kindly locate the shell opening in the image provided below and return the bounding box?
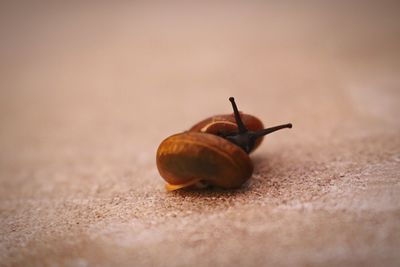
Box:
[165,179,210,191]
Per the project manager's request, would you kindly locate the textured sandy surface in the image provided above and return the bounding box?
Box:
[1,2,400,267]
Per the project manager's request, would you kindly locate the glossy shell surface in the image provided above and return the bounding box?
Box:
[156,132,253,189]
[189,113,264,153]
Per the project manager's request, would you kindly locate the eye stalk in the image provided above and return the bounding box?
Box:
[225,97,292,153]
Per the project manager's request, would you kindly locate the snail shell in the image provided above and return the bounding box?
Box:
[189,113,265,153]
[156,132,253,190]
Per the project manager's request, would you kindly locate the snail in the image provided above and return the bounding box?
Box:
[156,97,292,191]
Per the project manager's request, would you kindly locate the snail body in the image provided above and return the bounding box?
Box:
[156,97,292,190]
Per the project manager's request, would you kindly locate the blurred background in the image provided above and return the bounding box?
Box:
[1,1,399,149]
[0,1,399,266]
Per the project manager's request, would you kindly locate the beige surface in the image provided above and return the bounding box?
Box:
[1,2,400,267]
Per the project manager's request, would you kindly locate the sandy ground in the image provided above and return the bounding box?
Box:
[1,2,400,267]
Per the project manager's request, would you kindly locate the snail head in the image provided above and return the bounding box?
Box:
[224,97,292,153]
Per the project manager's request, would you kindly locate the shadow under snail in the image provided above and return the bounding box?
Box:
[156,97,292,191]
